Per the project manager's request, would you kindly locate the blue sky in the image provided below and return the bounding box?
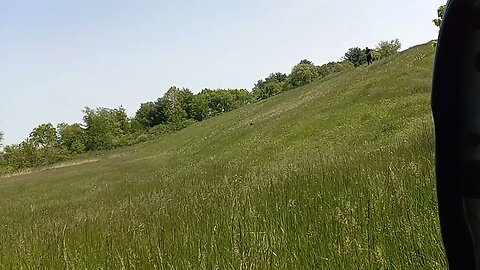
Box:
[0,0,446,145]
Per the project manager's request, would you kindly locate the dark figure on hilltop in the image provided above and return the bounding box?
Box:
[365,47,373,65]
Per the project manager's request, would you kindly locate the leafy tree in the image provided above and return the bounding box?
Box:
[205,89,234,115]
[134,102,157,128]
[375,39,401,60]
[149,99,168,127]
[285,60,320,89]
[161,86,193,124]
[229,89,251,109]
[254,72,288,90]
[128,118,145,134]
[29,123,58,148]
[190,91,211,121]
[57,123,87,155]
[253,72,288,100]
[28,123,69,165]
[1,124,68,170]
[343,47,367,67]
[190,89,251,118]
[83,106,130,150]
[2,144,23,170]
[299,59,314,65]
[3,141,39,169]
[433,5,446,28]
[253,80,283,100]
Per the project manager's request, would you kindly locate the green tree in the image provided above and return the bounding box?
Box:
[29,123,58,148]
[28,123,67,165]
[190,91,211,121]
[57,123,87,155]
[3,144,24,170]
[253,72,288,100]
[3,140,39,170]
[206,89,233,115]
[343,47,367,67]
[229,89,251,109]
[83,106,130,150]
[253,80,283,100]
[285,60,320,89]
[255,72,288,90]
[161,86,193,124]
[433,5,446,28]
[150,99,168,127]
[134,102,157,128]
[375,39,402,60]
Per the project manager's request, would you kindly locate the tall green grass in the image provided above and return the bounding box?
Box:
[0,42,445,269]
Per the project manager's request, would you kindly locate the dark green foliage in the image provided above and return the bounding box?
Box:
[3,141,38,169]
[227,89,251,110]
[150,99,168,127]
[134,102,157,128]
[137,87,196,127]
[190,88,251,119]
[343,47,367,67]
[206,89,251,115]
[57,123,87,155]
[83,106,130,151]
[161,86,192,124]
[23,123,67,166]
[190,93,211,121]
[299,59,314,65]
[253,73,288,100]
[254,72,288,90]
[29,123,58,148]
[253,80,283,100]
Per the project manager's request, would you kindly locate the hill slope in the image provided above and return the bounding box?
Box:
[0,42,444,269]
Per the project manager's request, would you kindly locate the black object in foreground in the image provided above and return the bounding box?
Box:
[432,0,480,268]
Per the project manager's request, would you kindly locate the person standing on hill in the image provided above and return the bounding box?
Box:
[365,47,373,65]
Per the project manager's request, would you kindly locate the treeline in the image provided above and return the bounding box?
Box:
[0,39,401,174]
[0,87,251,173]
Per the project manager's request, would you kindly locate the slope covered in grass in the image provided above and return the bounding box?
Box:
[0,42,444,269]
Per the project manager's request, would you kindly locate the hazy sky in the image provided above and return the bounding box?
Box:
[0,0,446,145]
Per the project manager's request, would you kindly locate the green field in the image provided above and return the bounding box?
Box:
[0,42,445,269]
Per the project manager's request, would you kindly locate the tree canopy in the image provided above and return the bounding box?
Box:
[286,60,321,89]
[343,47,367,67]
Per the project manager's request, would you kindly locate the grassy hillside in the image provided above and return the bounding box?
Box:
[0,42,444,269]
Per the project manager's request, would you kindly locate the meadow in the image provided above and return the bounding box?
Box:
[0,42,445,269]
